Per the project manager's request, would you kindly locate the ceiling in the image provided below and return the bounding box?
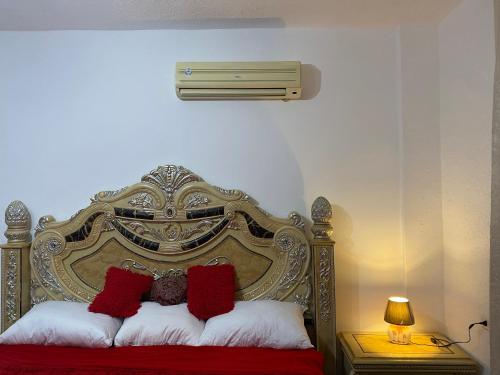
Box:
[0,0,461,30]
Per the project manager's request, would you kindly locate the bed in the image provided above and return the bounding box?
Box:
[0,165,336,374]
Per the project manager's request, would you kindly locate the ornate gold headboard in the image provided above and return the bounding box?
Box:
[1,165,336,374]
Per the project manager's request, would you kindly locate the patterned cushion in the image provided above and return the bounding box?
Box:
[150,273,188,306]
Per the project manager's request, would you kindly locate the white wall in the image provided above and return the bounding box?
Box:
[0,28,404,332]
[439,0,495,372]
[398,1,494,371]
[399,24,445,332]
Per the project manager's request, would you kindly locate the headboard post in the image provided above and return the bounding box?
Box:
[1,201,32,332]
[311,196,335,375]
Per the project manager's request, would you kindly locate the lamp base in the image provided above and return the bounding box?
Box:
[387,324,411,344]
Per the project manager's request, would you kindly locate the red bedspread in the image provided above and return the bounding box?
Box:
[0,344,324,375]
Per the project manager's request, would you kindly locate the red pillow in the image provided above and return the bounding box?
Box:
[89,267,153,318]
[187,264,235,320]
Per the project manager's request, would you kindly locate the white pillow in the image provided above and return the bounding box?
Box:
[198,300,313,349]
[114,302,205,346]
[0,301,122,347]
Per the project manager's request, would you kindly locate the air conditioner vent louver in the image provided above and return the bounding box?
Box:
[175,61,301,101]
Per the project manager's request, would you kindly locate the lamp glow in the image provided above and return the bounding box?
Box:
[384,296,415,344]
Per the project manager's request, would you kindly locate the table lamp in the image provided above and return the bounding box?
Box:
[384,296,415,344]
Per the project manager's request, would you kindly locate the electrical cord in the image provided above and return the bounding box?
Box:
[411,321,487,348]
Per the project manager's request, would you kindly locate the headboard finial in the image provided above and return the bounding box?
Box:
[311,196,333,240]
[4,200,32,245]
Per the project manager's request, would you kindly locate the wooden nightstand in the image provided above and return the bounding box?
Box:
[337,332,478,374]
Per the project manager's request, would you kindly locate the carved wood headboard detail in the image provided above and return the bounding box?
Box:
[1,165,336,374]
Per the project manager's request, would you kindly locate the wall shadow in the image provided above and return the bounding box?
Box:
[332,204,359,331]
[111,18,286,30]
[300,64,321,100]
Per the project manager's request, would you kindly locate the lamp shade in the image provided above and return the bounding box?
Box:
[384,296,415,326]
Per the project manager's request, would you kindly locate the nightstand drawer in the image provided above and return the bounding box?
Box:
[340,359,478,374]
[337,332,478,375]
[342,354,355,375]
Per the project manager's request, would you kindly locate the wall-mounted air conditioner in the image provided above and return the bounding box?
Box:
[175,61,301,100]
